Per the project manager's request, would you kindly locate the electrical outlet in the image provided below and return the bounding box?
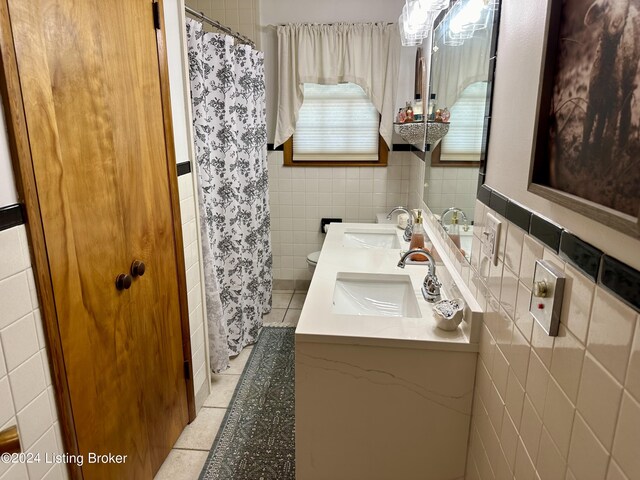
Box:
[481,213,502,266]
[320,218,342,233]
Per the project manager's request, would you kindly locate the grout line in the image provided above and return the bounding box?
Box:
[18,424,56,458]
[172,446,211,453]
[606,320,638,475]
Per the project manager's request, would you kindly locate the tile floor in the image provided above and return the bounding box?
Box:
[154,289,305,480]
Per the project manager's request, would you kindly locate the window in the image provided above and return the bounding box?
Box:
[432,81,487,166]
[283,83,387,166]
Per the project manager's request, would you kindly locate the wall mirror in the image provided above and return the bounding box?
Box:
[422,0,501,262]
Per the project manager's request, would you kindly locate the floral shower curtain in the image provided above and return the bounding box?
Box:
[186,19,272,373]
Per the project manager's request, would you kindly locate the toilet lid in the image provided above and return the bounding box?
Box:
[306,251,321,265]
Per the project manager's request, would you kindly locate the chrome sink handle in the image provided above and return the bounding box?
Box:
[397,249,442,303]
[403,225,413,242]
[422,274,442,303]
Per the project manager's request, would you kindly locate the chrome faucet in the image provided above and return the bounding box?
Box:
[397,248,442,303]
[387,206,414,242]
[439,207,469,232]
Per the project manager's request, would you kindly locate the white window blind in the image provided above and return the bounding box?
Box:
[440,81,488,162]
[293,83,379,162]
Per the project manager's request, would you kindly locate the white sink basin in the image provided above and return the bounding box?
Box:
[332,273,421,318]
[342,230,401,249]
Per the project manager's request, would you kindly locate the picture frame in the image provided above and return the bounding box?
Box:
[529,0,640,238]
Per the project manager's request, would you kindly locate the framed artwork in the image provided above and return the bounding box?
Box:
[529,0,640,238]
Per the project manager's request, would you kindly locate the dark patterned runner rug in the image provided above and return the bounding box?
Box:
[199,326,295,480]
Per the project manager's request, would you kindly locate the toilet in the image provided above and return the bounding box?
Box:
[306,251,321,273]
[307,222,331,274]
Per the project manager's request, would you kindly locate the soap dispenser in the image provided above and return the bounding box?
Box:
[409,211,429,261]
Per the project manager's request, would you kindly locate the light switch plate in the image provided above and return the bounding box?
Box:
[529,260,565,336]
[481,213,502,266]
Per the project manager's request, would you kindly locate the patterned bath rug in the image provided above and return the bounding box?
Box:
[199,326,295,480]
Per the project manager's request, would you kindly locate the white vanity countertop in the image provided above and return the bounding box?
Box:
[295,222,479,352]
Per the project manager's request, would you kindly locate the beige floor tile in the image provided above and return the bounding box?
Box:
[272,289,294,294]
[272,293,293,308]
[154,449,209,480]
[173,407,226,451]
[283,309,301,326]
[204,374,240,408]
[223,346,253,375]
[272,279,295,291]
[262,308,287,324]
[289,293,307,309]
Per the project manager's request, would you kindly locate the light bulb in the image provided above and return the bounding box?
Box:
[449,0,488,35]
[403,1,433,37]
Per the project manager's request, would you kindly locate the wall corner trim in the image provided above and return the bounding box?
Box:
[0,203,24,231]
[177,161,191,176]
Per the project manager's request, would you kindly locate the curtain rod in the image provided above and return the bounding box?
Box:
[185,5,256,47]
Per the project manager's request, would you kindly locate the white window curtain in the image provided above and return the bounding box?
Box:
[432,27,491,109]
[440,81,488,161]
[274,23,401,148]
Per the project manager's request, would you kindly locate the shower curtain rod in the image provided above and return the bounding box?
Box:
[185,5,256,47]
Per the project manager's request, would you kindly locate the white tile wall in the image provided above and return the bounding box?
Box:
[420,192,640,480]
[177,172,209,405]
[408,153,425,214]
[268,151,413,285]
[423,165,478,221]
[0,225,68,480]
[167,0,210,409]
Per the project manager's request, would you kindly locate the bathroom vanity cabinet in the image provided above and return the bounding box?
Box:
[295,223,481,479]
[296,341,477,479]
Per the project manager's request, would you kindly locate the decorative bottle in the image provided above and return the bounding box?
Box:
[409,211,429,261]
[413,94,423,122]
[405,102,414,122]
[428,93,437,121]
[441,107,450,123]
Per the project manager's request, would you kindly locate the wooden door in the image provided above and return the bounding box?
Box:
[2,0,191,478]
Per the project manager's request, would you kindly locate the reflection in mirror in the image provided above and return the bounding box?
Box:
[422,0,500,263]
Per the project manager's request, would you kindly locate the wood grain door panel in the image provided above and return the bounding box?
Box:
[102,1,189,473]
[5,0,189,477]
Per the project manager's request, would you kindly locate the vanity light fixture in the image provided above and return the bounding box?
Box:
[440,0,493,47]
[399,0,493,49]
[399,0,451,47]
[444,2,474,44]
[450,0,488,33]
[400,1,432,46]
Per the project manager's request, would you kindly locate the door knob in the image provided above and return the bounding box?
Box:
[131,260,146,277]
[115,273,132,290]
